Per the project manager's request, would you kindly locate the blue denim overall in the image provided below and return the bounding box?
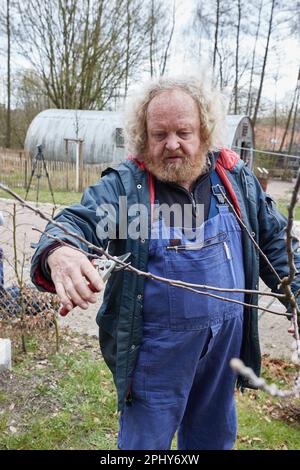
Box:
[118,171,245,450]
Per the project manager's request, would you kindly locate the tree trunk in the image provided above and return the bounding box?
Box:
[149,0,155,77]
[124,0,132,97]
[251,0,275,126]
[160,0,175,76]
[279,68,299,152]
[213,0,220,72]
[288,68,300,155]
[6,0,11,148]
[234,0,241,114]
[246,0,263,116]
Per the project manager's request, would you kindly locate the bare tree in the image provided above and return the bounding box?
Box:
[159,0,176,76]
[251,0,276,126]
[123,0,151,98]
[194,0,244,91]
[147,0,176,77]
[246,0,263,116]
[279,68,300,152]
[287,67,300,155]
[5,0,11,148]
[213,0,220,72]
[14,0,149,109]
[233,0,241,114]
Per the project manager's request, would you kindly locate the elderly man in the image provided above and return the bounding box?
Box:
[31,76,300,450]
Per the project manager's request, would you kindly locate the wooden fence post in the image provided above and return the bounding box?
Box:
[24,160,27,189]
[64,139,69,191]
[79,140,84,192]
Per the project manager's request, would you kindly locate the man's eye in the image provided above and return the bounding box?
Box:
[179,132,191,138]
[153,133,165,140]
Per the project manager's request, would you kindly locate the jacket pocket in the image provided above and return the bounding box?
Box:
[265,195,282,232]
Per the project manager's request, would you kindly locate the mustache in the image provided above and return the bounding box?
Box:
[163,152,188,159]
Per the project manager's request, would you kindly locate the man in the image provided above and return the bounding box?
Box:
[31,76,300,450]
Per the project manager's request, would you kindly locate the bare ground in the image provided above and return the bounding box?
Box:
[0,177,299,360]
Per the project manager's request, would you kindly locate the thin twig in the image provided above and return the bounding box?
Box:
[286,168,300,286]
[32,228,287,301]
[32,228,291,319]
[0,183,290,318]
[217,185,282,284]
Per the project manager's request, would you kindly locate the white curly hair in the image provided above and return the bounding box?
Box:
[123,75,227,158]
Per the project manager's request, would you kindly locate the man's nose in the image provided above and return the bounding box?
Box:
[165,134,180,151]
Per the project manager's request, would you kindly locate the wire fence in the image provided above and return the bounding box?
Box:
[0,202,60,352]
[0,149,108,192]
[240,147,299,179]
[1,146,299,195]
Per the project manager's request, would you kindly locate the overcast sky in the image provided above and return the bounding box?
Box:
[168,0,300,102]
[0,0,299,106]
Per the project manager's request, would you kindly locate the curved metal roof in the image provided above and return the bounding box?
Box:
[224,115,254,148]
[24,109,125,164]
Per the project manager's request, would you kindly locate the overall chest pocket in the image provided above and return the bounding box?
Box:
[165,235,238,331]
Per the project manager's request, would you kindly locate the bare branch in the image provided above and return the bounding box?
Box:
[231,358,300,397]
[34,228,291,317]
[217,184,282,284]
[0,183,291,320]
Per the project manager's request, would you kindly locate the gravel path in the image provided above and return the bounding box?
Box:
[0,177,299,360]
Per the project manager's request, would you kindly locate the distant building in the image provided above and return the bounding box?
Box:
[225,115,254,168]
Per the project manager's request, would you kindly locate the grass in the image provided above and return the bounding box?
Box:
[236,392,299,450]
[277,199,300,221]
[0,330,118,450]
[0,326,299,450]
[0,187,81,206]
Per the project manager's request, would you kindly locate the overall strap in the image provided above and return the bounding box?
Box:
[209,170,228,219]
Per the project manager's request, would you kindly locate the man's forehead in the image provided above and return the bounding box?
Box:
[147,89,196,111]
[146,89,199,124]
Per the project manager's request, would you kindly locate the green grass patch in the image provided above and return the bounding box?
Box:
[0,187,81,206]
[236,391,299,450]
[0,332,118,450]
[0,329,299,450]
[277,200,300,221]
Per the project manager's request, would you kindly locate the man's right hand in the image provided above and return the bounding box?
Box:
[47,246,104,312]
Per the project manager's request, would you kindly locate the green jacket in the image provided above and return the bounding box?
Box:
[31,150,300,411]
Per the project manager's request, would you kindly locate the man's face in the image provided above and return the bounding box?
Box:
[143,89,207,187]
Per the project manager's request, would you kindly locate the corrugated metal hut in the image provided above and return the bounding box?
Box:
[24,109,125,164]
[224,115,254,168]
